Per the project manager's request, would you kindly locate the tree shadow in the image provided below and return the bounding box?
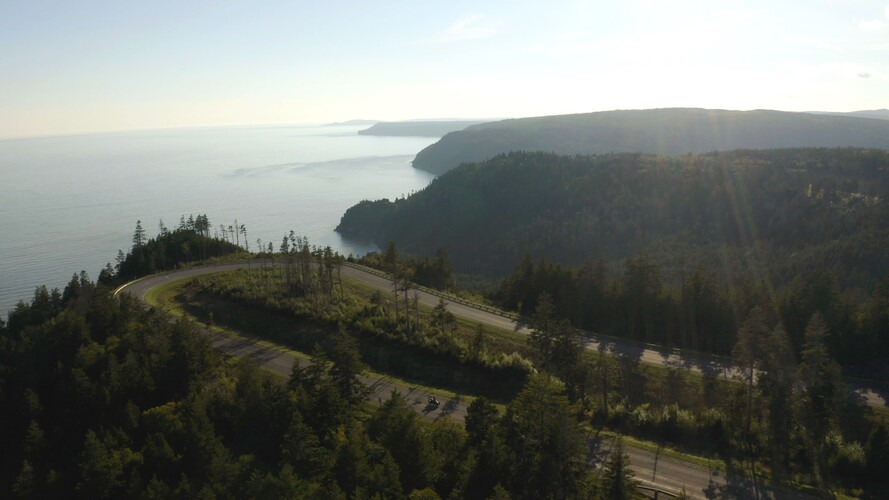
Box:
[685,352,730,379]
[702,455,814,500]
[583,429,611,469]
[440,395,461,417]
[514,316,531,333]
[608,335,644,365]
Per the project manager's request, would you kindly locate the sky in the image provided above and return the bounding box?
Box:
[1,0,887,139]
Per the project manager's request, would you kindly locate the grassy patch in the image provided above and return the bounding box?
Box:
[585,425,724,471]
[146,274,505,407]
[142,276,195,311]
[867,405,889,427]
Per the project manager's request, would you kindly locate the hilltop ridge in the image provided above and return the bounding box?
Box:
[411,108,889,174]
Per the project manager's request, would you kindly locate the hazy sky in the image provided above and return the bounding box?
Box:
[2,0,887,138]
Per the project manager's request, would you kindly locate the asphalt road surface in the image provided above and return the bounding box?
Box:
[118,262,837,498]
[121,261,887,409]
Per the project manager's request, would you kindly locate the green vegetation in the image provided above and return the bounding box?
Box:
[111,214,244,283]
[600,438,640,499]
[175,268,533,401]
[6,142,889,500]
[162,260,889,496]
[0,279,611,498]
[411,108,889,174]
[338,148,889,368]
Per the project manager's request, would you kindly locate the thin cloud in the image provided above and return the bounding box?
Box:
[435,14,502,42]
[824,63,883,81]
[790,35,845,52]
[858,19,885,32]
[857,5,889,32]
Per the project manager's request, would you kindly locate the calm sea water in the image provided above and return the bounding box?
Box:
[0,124,437,316]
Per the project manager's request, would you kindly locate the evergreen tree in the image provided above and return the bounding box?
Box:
[132,220,146,249]
[465,397,499,448]
[797,313,844,484]
[731,307,771,444]
[367,391,428,493]
[502,375,590,498]
[529,292,556,367]
[470,323,486,360]
[431,297,456,336]
[383,241,398,273]
[459,397,506,499]
[328,324,370,406]
[759,325,797,472]
[599,437,639,499]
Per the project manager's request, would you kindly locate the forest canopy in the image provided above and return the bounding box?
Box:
[339,148,889,289]
[339,148,889,366]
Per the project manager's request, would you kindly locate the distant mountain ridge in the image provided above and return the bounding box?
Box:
[411,108,889,175]
[809,109,889,121]
[358,120,489,137]
[325,119,380,126]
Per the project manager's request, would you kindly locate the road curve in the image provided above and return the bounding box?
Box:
[118,262,469,422]
[119,261,887,409]
[118,261,821,498]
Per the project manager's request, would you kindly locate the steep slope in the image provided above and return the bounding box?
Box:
[411,108,889,175]
[339,148,889,286]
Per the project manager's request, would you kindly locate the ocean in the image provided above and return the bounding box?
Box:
[0,124,437,316]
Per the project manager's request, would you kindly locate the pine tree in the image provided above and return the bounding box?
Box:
[328,324,370,406]
[132,220,146,249]
[600,437,638,499]
[503,375,589,498]
[759,325,797,472]
[432,297,456,335]
[470,323,486,360]
[383,241,397,273]
[731,307,771,444]
[797,312,844,484]
[529,292,556,367]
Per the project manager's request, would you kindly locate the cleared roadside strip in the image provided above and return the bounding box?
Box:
[342,262,886,409]
[117,268,471,422]
[115,259,887,409]
[115,260,815,499]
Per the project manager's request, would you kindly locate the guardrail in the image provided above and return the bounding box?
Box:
[113,258,731,365]
[341,262,738,364]
[638,485,680,498]
[343,261,735,367]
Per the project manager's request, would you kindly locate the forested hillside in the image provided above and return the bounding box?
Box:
[5,209,889,497]
[0,277,601,498]
[812,109,889,121]
[411,108,889,174]
[110,215,243,284]
[341,148,889,281]
[338,149,889,363]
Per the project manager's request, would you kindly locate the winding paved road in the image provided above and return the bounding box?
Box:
[117,262,839,498]
[121,261,887,409]
[119,263,471,421]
